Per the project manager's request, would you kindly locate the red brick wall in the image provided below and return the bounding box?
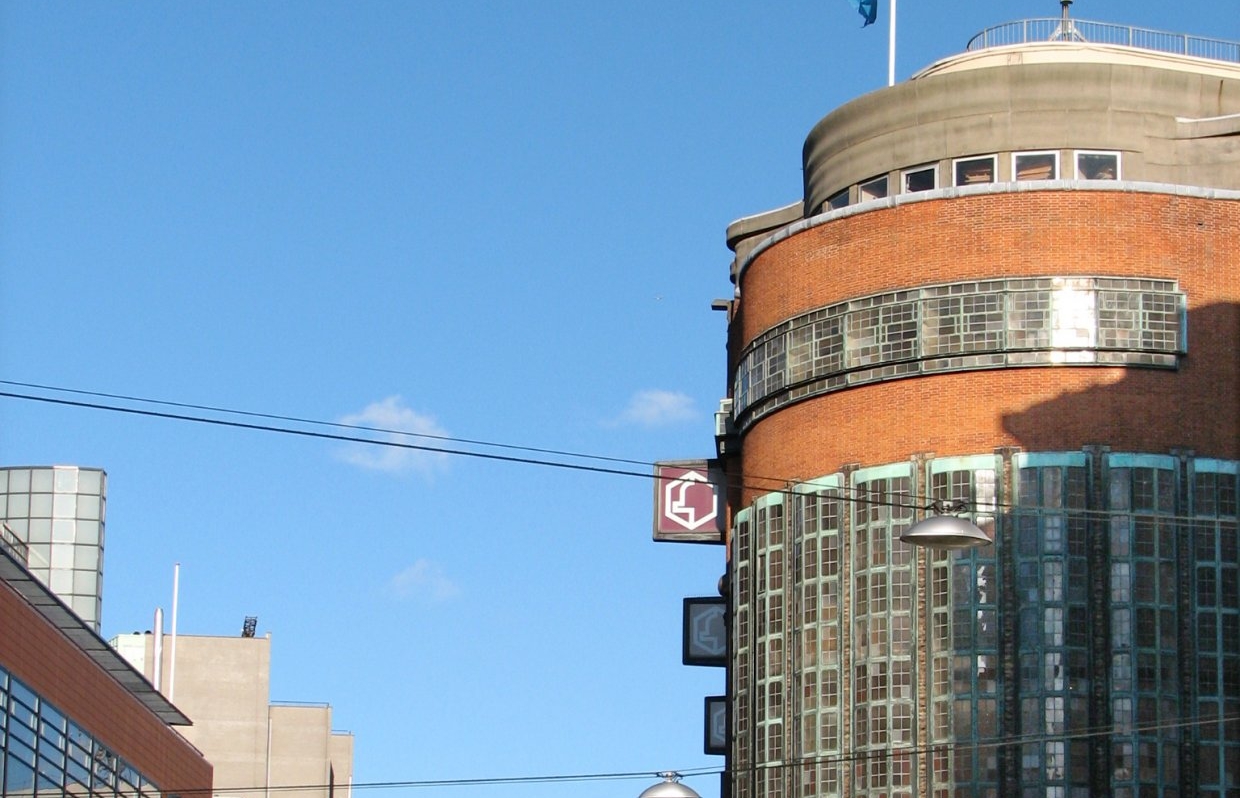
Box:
[734,190,1240,501]
[0,579,212,794]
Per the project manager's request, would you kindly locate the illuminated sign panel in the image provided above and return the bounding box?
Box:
[704,696,727,755]
[683,597,726,667]
[653,460,725,544]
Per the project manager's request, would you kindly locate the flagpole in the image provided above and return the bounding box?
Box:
[887,0,896,86]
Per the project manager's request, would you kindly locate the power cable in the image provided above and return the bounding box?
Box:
[0,383,1236,525]
[0,389,647,481]
[3,385,1235,794]
[149,712,1239,794]
[0,380,652,469]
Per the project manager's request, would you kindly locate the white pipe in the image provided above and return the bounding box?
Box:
[153,608,164,692]
[169,563,180,701]
[888,0,897,86]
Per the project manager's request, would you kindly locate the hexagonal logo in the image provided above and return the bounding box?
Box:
[654,461,724,543]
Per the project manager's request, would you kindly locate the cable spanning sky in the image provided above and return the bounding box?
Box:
[2,3,1235,798]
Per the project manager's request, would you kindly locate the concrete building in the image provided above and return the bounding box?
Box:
[0,529,211,798]
[711,15,1239,798]
[114,632,354,798]
[0,466,107,630]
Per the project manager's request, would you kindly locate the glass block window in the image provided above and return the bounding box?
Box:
[1049,283,1098,354]
[1076,151,1120,180]
[1107,456,1180,796]
[1097,285,1181,352]
[931,460,1001,796]
[795,481,845,796]
[731,455,1238,798]
[954,155,997,186]
[753,494,790,795]
[1013,456,1090,796]
[1,665,159,798]
[845,295,918,368]
[850,465,916,798]
[903,164,937,193]
[732,277,1184,428]
[1191,463,1239,797]
[920,287,1005,357]
[860,176,889,201]
[1014,151,1059,181]
[731,508,754,798]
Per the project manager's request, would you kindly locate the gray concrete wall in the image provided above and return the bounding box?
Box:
[159,635,272,797]
[269,704,333,798]
[801,43,1240,214]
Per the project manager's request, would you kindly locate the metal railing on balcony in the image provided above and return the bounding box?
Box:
[1,522,29,563]
[966,19,1240,65]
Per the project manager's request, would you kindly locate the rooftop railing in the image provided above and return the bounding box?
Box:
[966,19,1240,65]
[0,522,29,563]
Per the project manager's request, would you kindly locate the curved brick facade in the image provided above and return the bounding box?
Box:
[733,188,1240,502]
[713,35,1240,798]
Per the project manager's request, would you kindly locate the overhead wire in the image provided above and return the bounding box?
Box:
[149,712,1239,794]
[0,382,1236,525]
[0,379,652,469]
[3,382,1236,794]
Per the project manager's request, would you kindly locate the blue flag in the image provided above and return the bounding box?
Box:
[848,0,877,26]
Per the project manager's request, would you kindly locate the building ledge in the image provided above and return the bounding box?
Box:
[0,545,192,726]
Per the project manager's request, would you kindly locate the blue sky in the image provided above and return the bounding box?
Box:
[2,2,1235,798]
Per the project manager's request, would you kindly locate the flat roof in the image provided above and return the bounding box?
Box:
[0,545,192,726]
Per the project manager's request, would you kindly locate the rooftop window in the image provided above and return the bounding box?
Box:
[1076,151,1120,180]
[1014,151,1059,181]
[860,176,889,202]
[954,156,996,186]
[903,165,937,193]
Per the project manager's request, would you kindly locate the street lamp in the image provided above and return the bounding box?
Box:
[637,773,701,798]
[899,500,990,550]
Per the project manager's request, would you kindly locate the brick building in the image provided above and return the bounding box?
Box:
[713,16,1239,798]
[0,529,212,797]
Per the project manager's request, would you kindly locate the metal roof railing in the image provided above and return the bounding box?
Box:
[0,522,28,563]
[966,19,1240,65]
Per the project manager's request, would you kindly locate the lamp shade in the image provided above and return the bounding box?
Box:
[638,774,702,798]
[899,514,991,549]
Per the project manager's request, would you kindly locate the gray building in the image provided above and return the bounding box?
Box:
[114,631,354,798]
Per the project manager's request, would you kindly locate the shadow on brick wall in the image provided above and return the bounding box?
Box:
[1000,301,1239,460]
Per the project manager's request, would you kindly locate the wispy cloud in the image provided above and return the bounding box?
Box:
[336,396,450,475]
[387,559,460,602]
[611,389,698,427]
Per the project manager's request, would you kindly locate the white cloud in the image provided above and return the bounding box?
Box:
[387,559,460,602]
[613,389,697,427]
[336,396,451,475]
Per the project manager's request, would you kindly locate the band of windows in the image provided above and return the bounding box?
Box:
[0,665,160,798]
[733,277,1184,429]
[730,454,1237,798]
[824,150,1121,212]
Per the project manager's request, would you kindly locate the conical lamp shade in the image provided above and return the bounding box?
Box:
[900,514,990,550]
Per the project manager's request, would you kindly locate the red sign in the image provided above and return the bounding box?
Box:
[653,460,725,543]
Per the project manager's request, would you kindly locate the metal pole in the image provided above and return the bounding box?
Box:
[888,0,897,86]
[153,608,164,692]
[169,562,180,701]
